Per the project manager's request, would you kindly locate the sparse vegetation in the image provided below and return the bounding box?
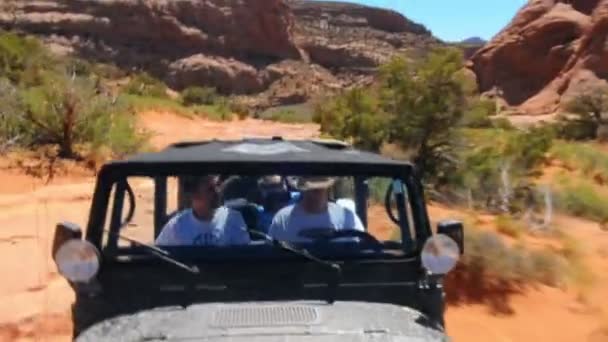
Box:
[555,176,608,222]
[0,32,49,85]
[461,98,495,128]
[0,32,148,159]
[315,47,469,180]
[124,72,168,98]
[447,225,571,307]
[558,86,608,141]
[551,140,608,181]
[449,126,554,213]
[181,86,218,106]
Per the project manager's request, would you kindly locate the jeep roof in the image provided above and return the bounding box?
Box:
[100,138,415,176]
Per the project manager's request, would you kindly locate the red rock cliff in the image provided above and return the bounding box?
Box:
[469,0,608,114]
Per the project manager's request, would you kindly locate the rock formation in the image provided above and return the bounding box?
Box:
[0,0,437,109]
[469,0,608,114]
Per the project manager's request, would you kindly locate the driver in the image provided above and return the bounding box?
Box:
[156,175,250,246]
[268,177,364,242]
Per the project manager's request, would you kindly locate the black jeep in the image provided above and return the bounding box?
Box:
[52,138,464,341]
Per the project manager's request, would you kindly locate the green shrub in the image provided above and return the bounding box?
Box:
[181,86,218,106]
[554,114,597,141]
[491,117,515,130]
[3,74,146,158]
[315,47,468,181]
[124,72,167,98]
[555,178,608,222]
[0,32,48,84]
[560,86,608,141]
[462,98,495,128]
[314,87,388,152]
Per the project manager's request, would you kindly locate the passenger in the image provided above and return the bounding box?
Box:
[257,175,295,232]
[156,175,250,246]
[268,177,364,242]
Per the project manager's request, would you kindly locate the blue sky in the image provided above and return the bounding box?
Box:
[322,0,528,42]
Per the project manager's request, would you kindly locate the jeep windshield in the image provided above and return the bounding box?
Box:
[96,173,427,260]
[84,139,433,261]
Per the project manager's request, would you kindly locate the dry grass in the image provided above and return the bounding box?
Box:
[495,214,524,239]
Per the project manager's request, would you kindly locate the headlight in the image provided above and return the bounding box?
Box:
[421,234,460,275]
[54,240,100,283]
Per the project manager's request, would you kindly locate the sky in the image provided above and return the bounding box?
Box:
[322,0,529,42]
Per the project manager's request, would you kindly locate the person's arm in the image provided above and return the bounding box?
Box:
[352,210,365,231]
[155,217,180,246]
[343,207,365,231]
[268,209,288,240]
[226,210,251,245]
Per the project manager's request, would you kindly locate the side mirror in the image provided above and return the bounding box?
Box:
[52,221,83,260]
[437,220,464,255]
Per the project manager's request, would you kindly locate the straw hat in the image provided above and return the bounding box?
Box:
[295,176,335,191]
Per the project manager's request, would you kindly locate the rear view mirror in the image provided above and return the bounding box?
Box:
[437,220,464,255]
[52,222,83,260]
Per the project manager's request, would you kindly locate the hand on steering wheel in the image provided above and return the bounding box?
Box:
[298,228,382,247]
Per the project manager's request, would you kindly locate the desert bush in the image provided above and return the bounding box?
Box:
[527,249,568,286]
[462,98,495,128]
[0,79,24,149]
[555,177,608,222]
[491,117,515,130]
[504,125,554,171]
[452,126,554,211]
[551,140,608,180]
[90,62,127,80]
[560,86,608,141]
[0,32,49,84]
[124,72,167,98]
[380,48,468,180]
[226,99,250,120]
[314,87,388,151]
[181,86,218,106]
[314,48,468,181]
[460,227,566,285]
[554,114,597,141]
[3,74,146,158]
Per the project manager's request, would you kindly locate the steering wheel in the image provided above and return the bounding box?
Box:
[298,228,382,247]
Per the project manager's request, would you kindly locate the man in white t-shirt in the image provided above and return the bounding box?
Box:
[156,176,250,246]
[268,177,364,243]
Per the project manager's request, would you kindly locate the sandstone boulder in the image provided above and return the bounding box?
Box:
[168,55,263,94]
[469,0,608,114]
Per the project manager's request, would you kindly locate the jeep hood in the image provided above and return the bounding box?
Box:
[76,301,447,342]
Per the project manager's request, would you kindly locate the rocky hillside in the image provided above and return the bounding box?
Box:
[0,0,438,109]
[469,0,608,114]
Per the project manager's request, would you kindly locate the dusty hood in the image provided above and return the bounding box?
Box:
[76,301,447,341]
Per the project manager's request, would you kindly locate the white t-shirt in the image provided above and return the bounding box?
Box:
[268,202,365,243]
[155,207,250,246]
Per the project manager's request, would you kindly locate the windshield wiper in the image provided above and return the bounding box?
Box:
[249,230,342,304]
[105,230,200,274]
